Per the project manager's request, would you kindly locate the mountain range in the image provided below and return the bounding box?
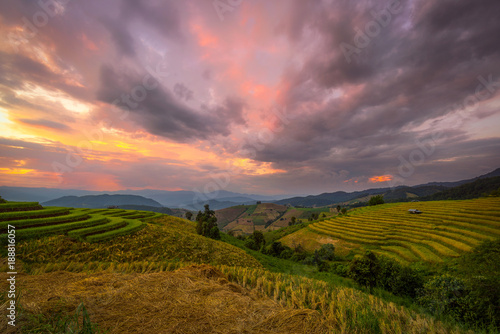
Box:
[1,168,499,210]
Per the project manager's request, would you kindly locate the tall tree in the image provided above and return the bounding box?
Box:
[196,204,220,240]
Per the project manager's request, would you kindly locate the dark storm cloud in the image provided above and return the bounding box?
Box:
[251,0,500,181]
[100,18,136,57]
[0,51,56,90]
[96,65,246,142]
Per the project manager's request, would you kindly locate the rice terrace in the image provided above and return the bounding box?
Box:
[1,0,500,333]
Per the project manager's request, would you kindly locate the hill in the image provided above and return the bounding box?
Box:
[0,209,475,334]
[280,197,500,264]
[115,204,175,215]
[419,176,500,201]
[422,167,500,187]
[215,204,335,234]
[41,194,163,208]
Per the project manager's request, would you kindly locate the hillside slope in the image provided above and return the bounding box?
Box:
[0,206,477,333]
[280,197,500,264]
[420,176,500,201]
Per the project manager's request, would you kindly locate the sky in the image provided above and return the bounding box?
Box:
[0,0,499,196]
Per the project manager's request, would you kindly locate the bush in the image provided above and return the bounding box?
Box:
[315,243,335,261]
[263,241,288,257]
[418,274,470,319]
[377,256,424,298]
[455,239,500,329]
[244,238,259,250]
[368,195,384,206]
[348,251,380,291]
[330,262,349,276]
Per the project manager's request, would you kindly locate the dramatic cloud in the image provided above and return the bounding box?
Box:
[0,0,499,194]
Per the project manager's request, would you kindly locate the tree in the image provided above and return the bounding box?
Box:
[341,208,347,215]
[252,230,265,249]
[349,251,380,291]
[321,213,326,218]
[368,195,385,206]
[195,204,220,240]
[336,205,341,213]
[289,216,296,226]
[185,212,193,220]
[0,196,6,203]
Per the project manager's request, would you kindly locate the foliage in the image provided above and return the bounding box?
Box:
[455,238,500,330]
[368,195,385,206]
[0,195,6,203]
[377,256,424,298]
[308,212,319,221]
[348,251,380,291]
[418,274,471,319]
[341,208,347,215]
[242,230,265,251]
[195,204,220,240]
[185,211,193,220]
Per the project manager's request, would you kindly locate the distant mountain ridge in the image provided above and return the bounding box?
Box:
[42,194,163,208]
[1,167,498,210]
[274,168,500,207]
[0,186,288,209]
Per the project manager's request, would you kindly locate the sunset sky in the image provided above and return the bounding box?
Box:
[0,0,499,195]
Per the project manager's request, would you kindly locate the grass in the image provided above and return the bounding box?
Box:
[2,199,495,333]
[282,197,500,264]
[0,203,166,245]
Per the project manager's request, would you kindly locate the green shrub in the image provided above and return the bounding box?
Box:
[418,274,470,318]
[349,251,380,290]
[368,195,385,206]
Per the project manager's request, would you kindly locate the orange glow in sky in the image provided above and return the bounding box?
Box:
[369,175,393,183]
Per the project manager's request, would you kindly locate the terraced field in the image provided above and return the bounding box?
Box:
[305,197,500,264]
[0,202,162,243]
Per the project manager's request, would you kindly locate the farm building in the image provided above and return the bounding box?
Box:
[408,209,422,214]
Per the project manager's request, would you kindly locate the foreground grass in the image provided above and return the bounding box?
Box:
[0,214,486,333]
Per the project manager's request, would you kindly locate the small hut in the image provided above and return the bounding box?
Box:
[408,209,422,214]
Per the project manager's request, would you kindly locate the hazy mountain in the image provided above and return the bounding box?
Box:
[0,187,289,208]
[274,168,500,207]
[422,168,500,187]
[419,176,500,201]
[274,189,388,207]
[2,168,498,209]
[42,194,163,208]
[0,186,100,202]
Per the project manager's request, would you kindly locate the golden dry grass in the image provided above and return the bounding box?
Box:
[0,265,329,334]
